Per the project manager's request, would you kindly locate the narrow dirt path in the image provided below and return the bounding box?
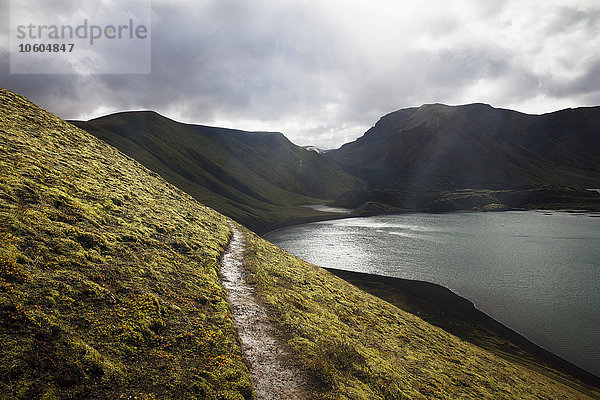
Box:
[221,222,310,400]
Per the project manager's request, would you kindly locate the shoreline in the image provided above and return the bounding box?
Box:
[262,209,600,392]
[325,267,600,392]
[260,205,600,236]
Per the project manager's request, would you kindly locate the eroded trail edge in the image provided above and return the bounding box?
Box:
[221,222,309,400]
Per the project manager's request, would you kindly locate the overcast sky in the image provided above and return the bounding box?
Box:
[2,0,600,148]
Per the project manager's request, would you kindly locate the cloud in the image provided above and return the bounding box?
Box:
[2,0,600,148]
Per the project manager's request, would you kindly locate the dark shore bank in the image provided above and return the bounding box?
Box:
[325,268,600,394]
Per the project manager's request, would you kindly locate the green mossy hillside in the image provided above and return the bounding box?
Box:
[0,87,252,399]
[242,227,600,399]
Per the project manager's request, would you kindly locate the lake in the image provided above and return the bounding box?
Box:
[264,211,600,377]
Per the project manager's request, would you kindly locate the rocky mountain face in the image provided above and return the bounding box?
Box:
[326,103,600,190]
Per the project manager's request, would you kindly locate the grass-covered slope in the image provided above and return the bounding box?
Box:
[325,268,600,391]
[241,227,600,399]
[0,87,252,399]
[71,112,363,234]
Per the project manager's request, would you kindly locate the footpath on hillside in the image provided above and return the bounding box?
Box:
[220,222,310,400]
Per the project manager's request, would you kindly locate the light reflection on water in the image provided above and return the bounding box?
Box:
[264,211,600,377]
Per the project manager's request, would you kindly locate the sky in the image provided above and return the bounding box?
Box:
[2,0,600,149]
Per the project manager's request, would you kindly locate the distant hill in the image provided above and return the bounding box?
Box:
[326,103,600,190]
[71,112,363,233]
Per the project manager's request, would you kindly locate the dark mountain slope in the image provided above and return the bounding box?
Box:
[327,103,600,190]
[71,112,363,233]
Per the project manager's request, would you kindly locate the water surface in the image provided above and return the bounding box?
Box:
[264,211,600,376]
[301,204,352,213]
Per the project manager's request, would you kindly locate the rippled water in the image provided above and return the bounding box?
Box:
[264,211,600,376]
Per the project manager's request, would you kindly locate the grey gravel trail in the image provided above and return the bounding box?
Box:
[221,222,310,400]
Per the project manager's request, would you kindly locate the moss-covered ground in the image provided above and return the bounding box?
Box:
[325,268,600,395]
[241,226,600,399]
[0,87,252,399]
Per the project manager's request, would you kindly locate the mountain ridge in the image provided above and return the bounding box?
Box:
[72,103,600,223]
[70,111,364,234]
[327,103,600,190]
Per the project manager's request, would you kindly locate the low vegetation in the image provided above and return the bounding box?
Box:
[0,87,252,399]
[325,269,600,392]
[242,227,600,399]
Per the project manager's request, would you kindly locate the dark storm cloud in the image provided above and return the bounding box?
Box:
[2,0,600,148]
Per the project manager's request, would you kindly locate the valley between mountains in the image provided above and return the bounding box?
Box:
[70,103,600,234]
[2,86,600,399]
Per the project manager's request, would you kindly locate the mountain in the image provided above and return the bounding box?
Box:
[71,104,600,223]
[71,112,363,234]
[2,87,600,399]
[326,103,600,190]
